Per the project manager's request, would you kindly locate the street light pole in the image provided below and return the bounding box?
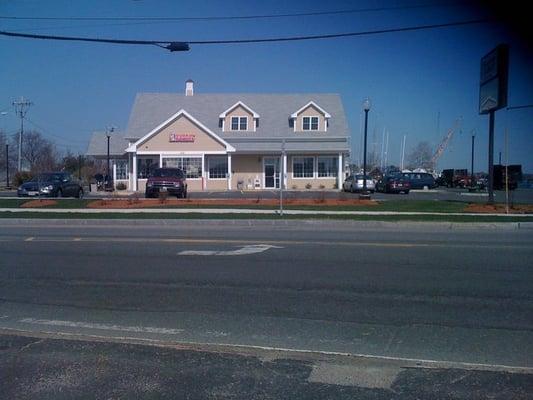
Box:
[471,131,475,190]
[360,98,371,199]
[106,126,114,190]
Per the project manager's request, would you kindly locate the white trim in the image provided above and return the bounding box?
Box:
[290,101,331,119]
[137,150,227,156]
[160,155,204,181]
[227,154,232,190]
[206,155,229,180]
[291,155,315,179]
[219,101,260,119]
[229,116,249,131]
[302,116,320,131]
[132,153,137,191]
[338,153,343,190]
[126,109,235,153]
[263,157,280,189]
[316,155,339,179]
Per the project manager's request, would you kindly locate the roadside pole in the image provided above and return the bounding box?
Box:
[279,139,285,216]
[487,110,495,204]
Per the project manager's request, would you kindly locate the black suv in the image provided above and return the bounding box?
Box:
[17,172,84,198]
[145,168,188,198]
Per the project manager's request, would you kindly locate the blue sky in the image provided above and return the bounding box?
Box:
[1,0,532,172]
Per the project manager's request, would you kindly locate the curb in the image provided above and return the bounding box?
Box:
[1,217,531,230]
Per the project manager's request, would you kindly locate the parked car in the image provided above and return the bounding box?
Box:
[375,175,411,194]
[17,172,84,198]
[145,167,188,198]
[342,174,375,193]
[401,172,436,190]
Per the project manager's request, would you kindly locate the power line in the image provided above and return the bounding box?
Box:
[0,3,467,22]
[0,18,490,51]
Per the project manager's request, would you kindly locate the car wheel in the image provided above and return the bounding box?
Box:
[77,189,84,199]
[404,190,410,194]
[56,189,63,198]
[350,185,355,193]
[183,188,187,199]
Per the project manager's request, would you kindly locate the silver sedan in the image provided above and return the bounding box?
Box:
[342,174,375,193]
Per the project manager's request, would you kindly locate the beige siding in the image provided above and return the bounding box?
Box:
[206,179,227,191]
[187,180,203,191]
[224,105,255,132]
[139,115,226,152]
[231,155,262,189]
[294,104,326,132]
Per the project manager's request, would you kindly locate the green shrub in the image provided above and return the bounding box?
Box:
[305,183,312,190]
[116,182,127,190]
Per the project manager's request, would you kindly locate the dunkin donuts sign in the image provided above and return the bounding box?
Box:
[169,134,195,142]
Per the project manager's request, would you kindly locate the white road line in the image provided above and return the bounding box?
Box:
[4,328,532,374]
[179,244,283,256]
[19,318,185,335]
[24,237,34,241]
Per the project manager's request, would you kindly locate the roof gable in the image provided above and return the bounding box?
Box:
[126,109,235,152]
[290,101,331,119]
[219,101,260,118]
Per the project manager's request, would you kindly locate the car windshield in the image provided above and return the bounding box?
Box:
[34,173,63,182]
[355,175,371,179]
[151,168,184,178]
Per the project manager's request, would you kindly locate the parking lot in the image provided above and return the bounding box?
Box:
[2,186,533,204]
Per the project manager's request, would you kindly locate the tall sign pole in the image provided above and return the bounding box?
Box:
[479,44,509,205]
[12,97,33,172]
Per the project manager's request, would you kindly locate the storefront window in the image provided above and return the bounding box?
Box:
[208,156,228,179]
[317,156,338,177]
[293,157,314,178]
[162,157,202,179]
[115,159,128,180]
[137,157,158,179]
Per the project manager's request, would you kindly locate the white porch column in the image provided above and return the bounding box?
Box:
[337,153,343,190]
[128,153,132,190]
[227,153,232,190]
[132,153,138,191]
[201,155,206,190]
[112,162,117,185]
[282,153,287,188]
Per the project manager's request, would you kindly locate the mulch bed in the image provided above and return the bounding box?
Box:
[20,200,58,208]
[464,203,533,214]
[86,198,378,209]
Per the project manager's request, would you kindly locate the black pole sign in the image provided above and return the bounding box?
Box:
[479,44,509,204]
[479,44,509,114]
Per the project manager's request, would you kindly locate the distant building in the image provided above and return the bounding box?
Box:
[87,80,350,192]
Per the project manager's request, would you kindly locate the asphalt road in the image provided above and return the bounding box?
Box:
[1,219,532,398]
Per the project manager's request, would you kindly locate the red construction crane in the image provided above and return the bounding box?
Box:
[430,117,462,167]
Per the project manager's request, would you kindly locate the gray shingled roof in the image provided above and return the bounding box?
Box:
[86,131,129,157]
[87,93,350,155]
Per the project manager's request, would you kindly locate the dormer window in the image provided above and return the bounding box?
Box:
[220,102,259,132]
[231,116,248,131]
[303,116,319,131]
[291,101,331,132]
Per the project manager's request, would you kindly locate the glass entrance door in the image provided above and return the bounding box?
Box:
[264,158,280,189]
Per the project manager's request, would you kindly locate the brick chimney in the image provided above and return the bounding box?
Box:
[185,79,194,96]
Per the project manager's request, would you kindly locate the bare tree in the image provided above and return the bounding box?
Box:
[10,130,60,172]
[407,141,434,170]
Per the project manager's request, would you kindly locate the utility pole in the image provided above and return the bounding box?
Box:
[12,97,33,171]
[400,134,407,171]
[5,143,9,189]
